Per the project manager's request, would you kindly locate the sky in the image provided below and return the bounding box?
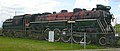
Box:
[0,0,120,27]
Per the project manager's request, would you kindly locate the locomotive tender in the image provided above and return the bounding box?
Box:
[2,4,118,45]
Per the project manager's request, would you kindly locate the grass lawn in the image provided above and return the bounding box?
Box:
[0,36,105,51]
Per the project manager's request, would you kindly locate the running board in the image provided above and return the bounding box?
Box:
[76,19,97,21]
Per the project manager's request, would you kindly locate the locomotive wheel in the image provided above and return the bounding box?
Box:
[72,34,92,44]
[9,31,13,37]
[44,28,51,40]
[72,35,83,43]
[7,30,11,37]
[16,31,22,38]
[10,31,14,37]
[2,30,7,36]
[99,37,106,45]
[18,32,22,38]
[12,31,15,37]
[107,36,115,45]
[54,28,61,41]
[61,28,71,42]
[16,32,19,38]
[15,31,19,37]
[72,33,84,43]
[27,30,32,38]
[86,38,92,44]
[11,31,15,37]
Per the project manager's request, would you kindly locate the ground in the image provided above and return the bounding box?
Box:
[0,36,106,51]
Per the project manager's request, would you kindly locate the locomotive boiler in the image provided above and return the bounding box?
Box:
[2,4,118,45]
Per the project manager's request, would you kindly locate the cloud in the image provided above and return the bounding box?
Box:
[114,14,120,23]
[111,0,120,2]
[114,4,120,24]
[115,15,120,18]
[1,0,61,14]
[119,4,120,8]
[0,0,61,27]
[74,0,109,10]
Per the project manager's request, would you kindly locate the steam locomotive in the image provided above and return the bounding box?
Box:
[2,4,118,45]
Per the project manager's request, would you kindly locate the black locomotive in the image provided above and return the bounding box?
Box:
[2,4,118,45]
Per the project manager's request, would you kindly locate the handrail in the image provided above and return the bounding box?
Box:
[97,19,105,33]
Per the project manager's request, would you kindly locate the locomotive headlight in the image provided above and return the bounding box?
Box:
[115,33,119,37]
[106,6,111,10]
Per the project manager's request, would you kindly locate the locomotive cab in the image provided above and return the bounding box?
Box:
[2,19,13,29]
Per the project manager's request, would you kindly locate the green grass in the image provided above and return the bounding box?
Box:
[0,30,2,35]
[115,24,120,33]
[0,36,105,51]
